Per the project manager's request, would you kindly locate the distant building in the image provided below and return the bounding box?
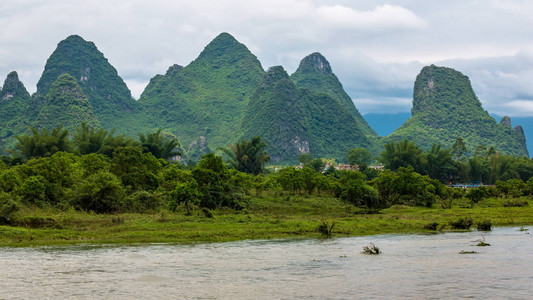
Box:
[335,164,359,172]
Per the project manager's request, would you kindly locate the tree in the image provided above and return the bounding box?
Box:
[220,136,270,175]
[14,125,71,159]
[70,171,124,213]
[451,137,467,161]
[192,153,244,209]
[139,129,181,160]
[347,148,373,171]
[379,140,423,172]
[111,146,162,191]
[73,122,135,157]
[423,144,456,182]
[169,180,201,215]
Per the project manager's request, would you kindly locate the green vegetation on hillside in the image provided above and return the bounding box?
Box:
[36,74,99,131]
[291,52,377,137]
[0,72,32,152]
[138,32,266,149]
[387,65,528,157]
[241,66,309,163]
[35,35,136,128]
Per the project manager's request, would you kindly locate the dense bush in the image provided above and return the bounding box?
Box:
[337,171,382,209]
[373,167,450,207]
[0,193,20,224]
[71,172,125,213]
[477,219,492,231]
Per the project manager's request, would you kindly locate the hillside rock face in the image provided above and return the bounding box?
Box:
[36,73,99,132]
[387,65,528,157]
[138,32,265,149]
[36,35,135,127]
[241,66,309,163]
[290,52,376,137]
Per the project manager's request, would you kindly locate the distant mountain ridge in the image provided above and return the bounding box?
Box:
[0,35,529,161]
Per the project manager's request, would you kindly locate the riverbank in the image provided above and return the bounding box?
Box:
[1,194,531,247]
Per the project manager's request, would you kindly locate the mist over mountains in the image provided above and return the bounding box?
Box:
[0,33,528,162]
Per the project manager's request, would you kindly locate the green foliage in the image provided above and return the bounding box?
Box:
[14,125,71,159]
[169,180,201,215]
[221,136,270,175]
[337,171,382,209]
[467,188,487,204]
[373,166,449,207]
[379,140,424,172]
[111,146,162,191]
[0,193,20,224]
[386,65,528,157]
[139,129,181,160]
[423,144,456,182]
[276,167,303,194]
[71,171,124,213]
[74,122,136,157]
[78,153,110,177]
[424,222,439,231]
[192,153,245,209]
[0,168,22,193]
[20,175,47,206]
[347,148,373,170]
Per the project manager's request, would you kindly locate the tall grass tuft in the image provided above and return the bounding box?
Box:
[317,220,335,238]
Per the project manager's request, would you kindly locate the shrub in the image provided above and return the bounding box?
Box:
[477,219,492,231]
[20,175,47,206]
[449,217,473,230]
[467,188,487,204]
[71,172,124,213]
[0,193,20,225]
[424,222,439,231]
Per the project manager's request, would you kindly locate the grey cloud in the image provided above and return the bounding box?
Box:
[0,0,532,118]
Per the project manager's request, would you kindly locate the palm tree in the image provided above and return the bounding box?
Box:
[424,144,456,181]
[221,136,270,175]
[379,140,423,172]
[14,125,71,159]
[73,122,135,157]
[139,129,181,160]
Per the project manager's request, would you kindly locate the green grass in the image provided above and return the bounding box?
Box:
[1,194,532,247]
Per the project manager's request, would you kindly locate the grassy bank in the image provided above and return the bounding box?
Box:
[1,194,532,247]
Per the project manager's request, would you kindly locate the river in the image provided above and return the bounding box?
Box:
[1,227,531,299]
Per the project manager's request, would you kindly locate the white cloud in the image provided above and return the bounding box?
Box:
[316,4,425,30]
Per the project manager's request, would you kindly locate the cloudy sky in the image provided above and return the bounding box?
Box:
[1,0,533,116]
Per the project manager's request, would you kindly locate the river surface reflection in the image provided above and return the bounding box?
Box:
[1,227,531,299]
